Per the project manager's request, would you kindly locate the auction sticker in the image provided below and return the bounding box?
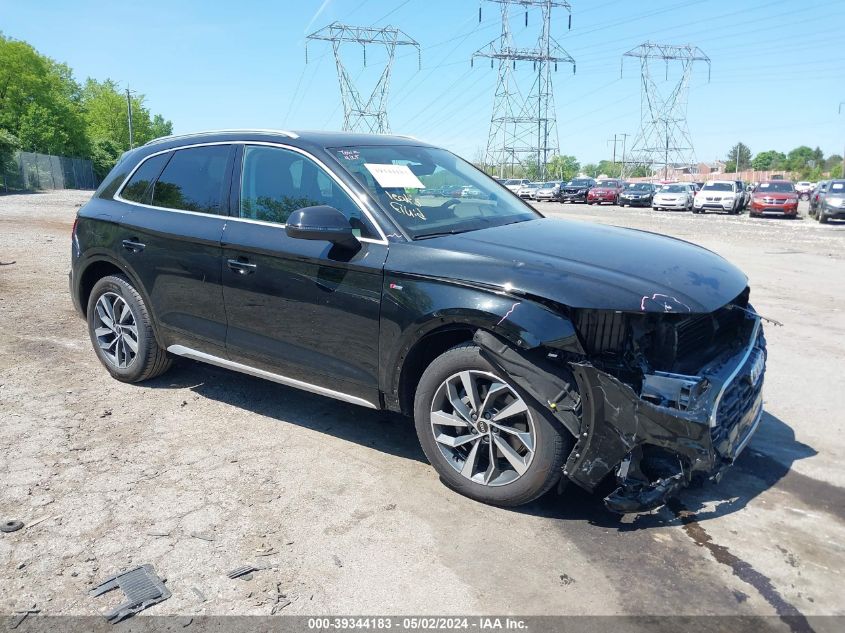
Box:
[364,163,425,189]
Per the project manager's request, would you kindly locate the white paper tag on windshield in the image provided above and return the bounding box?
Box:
[364,163,425,189]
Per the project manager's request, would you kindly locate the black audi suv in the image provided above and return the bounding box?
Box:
[70,130,766,513]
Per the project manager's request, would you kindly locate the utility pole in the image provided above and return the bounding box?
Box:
[125,88,136,149]
[619,132,629,178]
[472,1,575,180]
[622,42,710,181]
[306,23,420,134]
[839,102,845,178]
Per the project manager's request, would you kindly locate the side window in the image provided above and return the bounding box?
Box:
[151,145,231,214]
[239,145,376,238]
[120,153,171,204]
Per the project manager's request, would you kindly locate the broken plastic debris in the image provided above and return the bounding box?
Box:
[227,564,259,579]
[89,564,170,623]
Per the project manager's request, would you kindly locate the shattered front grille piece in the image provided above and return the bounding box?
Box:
[89,564,170,623]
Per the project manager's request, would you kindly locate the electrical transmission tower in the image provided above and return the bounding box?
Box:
[306,23,420,134]
[622,42,710,180]
[472,1,575,179]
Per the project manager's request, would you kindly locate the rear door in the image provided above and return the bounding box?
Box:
[117,144,234,356]
[221,143,387,406]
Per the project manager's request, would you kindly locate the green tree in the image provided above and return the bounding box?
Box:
[0,33,88,156]
[596,160,622,178]
[751,150,786,171]
[150,114,173,140]
[582,163,599,177]
[81,78,173,176]
[547,154,579,181]
[786,146,814,171]
[824,154,842,172]
[726,142,752,172]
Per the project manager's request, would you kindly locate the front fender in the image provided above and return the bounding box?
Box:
[379,272,584,406]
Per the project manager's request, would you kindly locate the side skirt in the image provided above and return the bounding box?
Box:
[167,345,379,410]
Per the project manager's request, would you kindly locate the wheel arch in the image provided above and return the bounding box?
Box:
[75,255,165,348]
[384,286,584,416]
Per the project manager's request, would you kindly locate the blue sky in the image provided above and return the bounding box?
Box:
[3,0,844,164]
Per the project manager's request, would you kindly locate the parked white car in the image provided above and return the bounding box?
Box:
[503,178,530,193]
[795,181,813,200]
[693,180,741,214]
[653,183,694,211]
[517,182,541,199]
[534,181,563,201]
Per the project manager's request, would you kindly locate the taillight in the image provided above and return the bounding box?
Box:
[72,216,79,236]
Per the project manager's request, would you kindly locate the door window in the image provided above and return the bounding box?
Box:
[151,145,231,214]
[239,145,376,239]
[120,153,171,204]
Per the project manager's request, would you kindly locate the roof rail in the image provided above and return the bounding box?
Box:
[143,128,299,147]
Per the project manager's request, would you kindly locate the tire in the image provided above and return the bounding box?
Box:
[86,274,172,383]
[819,209,828,224]
[413,343,572,507]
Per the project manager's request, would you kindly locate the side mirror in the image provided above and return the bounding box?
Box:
[285,205,358,248]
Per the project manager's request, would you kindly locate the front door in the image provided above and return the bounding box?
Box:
[221,144,387,406]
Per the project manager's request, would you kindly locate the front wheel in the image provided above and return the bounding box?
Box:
[414,344,572,507]
[86,274,172,383]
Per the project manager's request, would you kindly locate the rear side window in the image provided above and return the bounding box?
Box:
[151,145,231,214]
[120,153,171,204]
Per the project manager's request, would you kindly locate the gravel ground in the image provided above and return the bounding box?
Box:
[0,190,843,622]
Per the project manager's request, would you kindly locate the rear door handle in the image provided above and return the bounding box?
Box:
[227,258,257,275]
[122,239,145,252]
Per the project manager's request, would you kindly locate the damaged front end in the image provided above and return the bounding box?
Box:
[475,291,767,514]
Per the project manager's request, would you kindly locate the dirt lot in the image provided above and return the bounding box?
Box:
[1,190,844,623]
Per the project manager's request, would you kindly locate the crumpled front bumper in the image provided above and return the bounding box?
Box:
[475,314,766,513]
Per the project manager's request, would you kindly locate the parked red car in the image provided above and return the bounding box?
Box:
[749,181,799,218]
[586,179,625,205]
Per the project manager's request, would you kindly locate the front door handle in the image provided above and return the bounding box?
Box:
[122,239,145,252]
[227,258,257,275]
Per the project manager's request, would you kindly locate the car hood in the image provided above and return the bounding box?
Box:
[400,218,747,314]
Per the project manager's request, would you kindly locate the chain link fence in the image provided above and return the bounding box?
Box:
[1,151,96,192]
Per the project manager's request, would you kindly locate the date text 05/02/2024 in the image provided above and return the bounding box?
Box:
[306,617,528,630]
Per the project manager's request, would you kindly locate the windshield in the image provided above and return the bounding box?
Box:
[503,179,521,185]
[596,180,619,188]
[567,179,593,187]
[541,182,557,188]
[829,181,845,193]
[702,182,733,192]
[756,182,795,193]
[625,183,651,191]
[331,145,539,239]
[662,185,688,193]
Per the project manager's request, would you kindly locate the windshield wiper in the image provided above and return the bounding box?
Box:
[414,228,473,240]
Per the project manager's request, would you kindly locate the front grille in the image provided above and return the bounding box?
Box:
[711,333,766,454]
[649,289,749,373]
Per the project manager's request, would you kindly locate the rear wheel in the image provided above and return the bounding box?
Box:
[86,275,171,383]
[414,344,571,507]
[819,209,828,224]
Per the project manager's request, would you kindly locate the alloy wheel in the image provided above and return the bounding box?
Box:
[94,292,139,369]
[430,370,536,487]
